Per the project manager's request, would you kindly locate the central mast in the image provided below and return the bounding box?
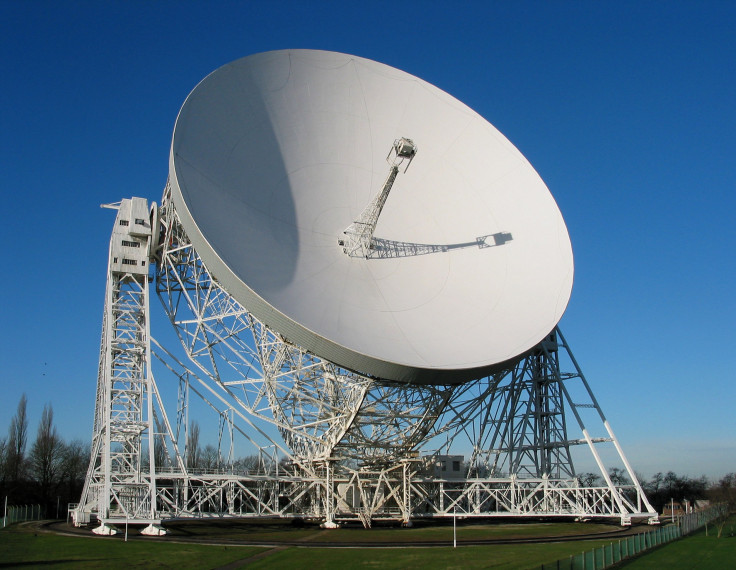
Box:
[339,137,417,258]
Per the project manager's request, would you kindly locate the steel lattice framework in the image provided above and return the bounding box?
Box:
[340,138,417,259]
[72,193,658,533]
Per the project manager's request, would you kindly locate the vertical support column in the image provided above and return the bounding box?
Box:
[100,276,114,524]
[401,460,413,526]
[74,198,166,533]
[322,459,339,528]
[144,275,158,522]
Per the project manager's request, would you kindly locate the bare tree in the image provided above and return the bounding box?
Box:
[29,404,65,507]
[60,439,89,502]
[711,473,736,507]
[6,394,28,482]
[708,473,736,538]
[646,472,664,494]
[201,444,219,470]
[663,471,679,495]
[154,437,169,470]
[232,454,261,474]
[0,437,6,482]
[186,421,200,469]
[578,472,602,487]
[608,467,630,486]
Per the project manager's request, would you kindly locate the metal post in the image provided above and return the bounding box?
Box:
[325,460,333,527]
[2,496,6,528]
[453,507,457,548]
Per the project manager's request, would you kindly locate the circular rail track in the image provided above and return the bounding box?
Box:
[35,519,649,549]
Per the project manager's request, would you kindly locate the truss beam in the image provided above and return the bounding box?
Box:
[75,193,658,530]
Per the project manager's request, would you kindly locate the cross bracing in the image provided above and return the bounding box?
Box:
[73,193,658,533]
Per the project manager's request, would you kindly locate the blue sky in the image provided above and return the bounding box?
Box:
[1,1,734,479]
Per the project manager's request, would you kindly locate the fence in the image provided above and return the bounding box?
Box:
[1,504,45,528]
[541,505,728,570]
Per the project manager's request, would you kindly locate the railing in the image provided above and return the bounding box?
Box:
[2,504,44,528]
[540,505,728,570]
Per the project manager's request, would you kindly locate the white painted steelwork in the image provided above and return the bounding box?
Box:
[74,199,181,535]
[340,137,417,259]
[75,52,657,532]
[155,185,461,466]
[169,49,574,385]
[76,205,657,525]
[148,192,654,526]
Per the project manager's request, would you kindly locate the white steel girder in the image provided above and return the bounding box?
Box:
[155,183,457,467]
[74,199,185,533]
[75,192,658,530]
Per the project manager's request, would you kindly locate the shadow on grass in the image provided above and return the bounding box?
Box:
[0,561,106,567]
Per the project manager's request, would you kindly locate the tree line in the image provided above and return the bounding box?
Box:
[182,420,276,473]
[0,395,88,517]
[577,467,736,513]
[2,394,734,518]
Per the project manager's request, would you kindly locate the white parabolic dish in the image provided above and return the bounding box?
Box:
[169,49,574,385]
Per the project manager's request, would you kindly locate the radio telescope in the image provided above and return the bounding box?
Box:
[73,50,656,535]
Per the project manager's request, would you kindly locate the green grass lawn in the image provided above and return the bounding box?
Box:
[0,519,632,569]
[0,524,264,569]
[244,541,624,570]
[4,516,730,569]
[618,516,736,569]
[163,518,622,544]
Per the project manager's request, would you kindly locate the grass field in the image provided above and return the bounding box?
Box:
[619,515,736,569]
[0,523,632,570]
[2,518,720,569]
[162,517,623,544]
[0,523,263,568]
[242,541,626,570]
